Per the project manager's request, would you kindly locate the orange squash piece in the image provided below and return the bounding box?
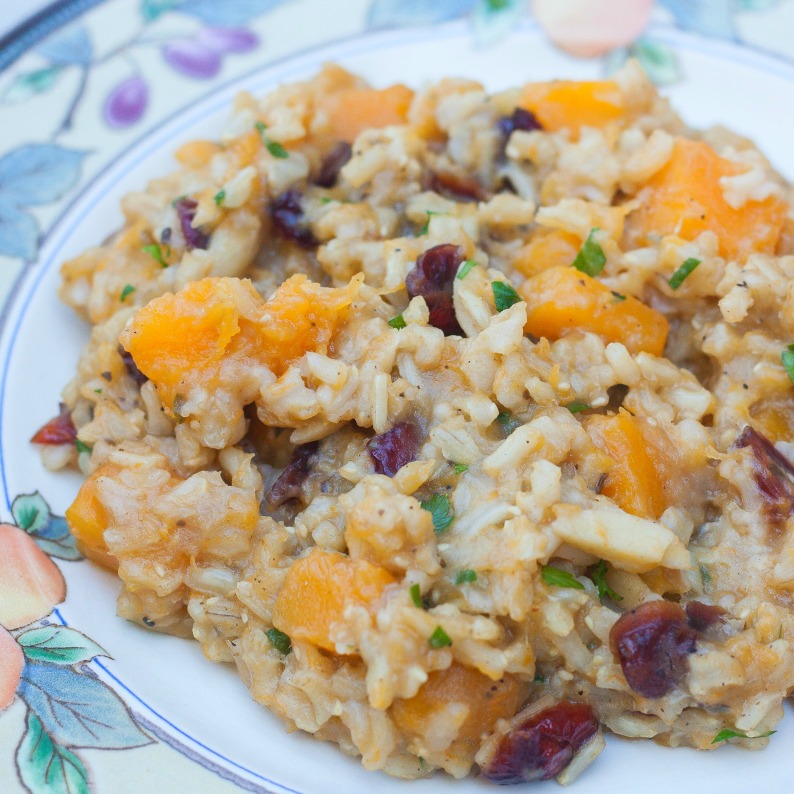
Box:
[587,411,666,519]
[321,84,414,143]
[520,80,624,135]
[519,266,668,356]
[391,663,528,758]
[512,229,581,278]
[630,138,787,261]
[174,140,221,168]
[272,548,396,653]
[65,463,120,565]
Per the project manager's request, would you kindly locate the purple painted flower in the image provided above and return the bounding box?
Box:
[162,39,222,80]
[195,26,259,54]
[103,76,148,128]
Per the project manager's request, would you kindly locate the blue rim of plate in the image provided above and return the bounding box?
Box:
[2,17,794,794]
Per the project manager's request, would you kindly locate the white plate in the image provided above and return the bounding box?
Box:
[2,22,794,794]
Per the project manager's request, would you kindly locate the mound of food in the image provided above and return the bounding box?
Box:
[36,61,794,784]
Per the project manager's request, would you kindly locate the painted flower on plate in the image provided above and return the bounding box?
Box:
[532,0,654,57]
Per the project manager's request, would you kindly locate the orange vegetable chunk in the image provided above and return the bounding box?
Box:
[512,229,581,278]
[392,663,528,759]
[519,266,668,356]
[322,84,414,143]
[630,138,787,261]
[272,548,396,653]
[587,411,666,519]
[65,463,120,566]
[520,80,624,134]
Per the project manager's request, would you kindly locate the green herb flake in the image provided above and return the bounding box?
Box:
[712,729,775,744]
[591,560,623,602]
[496,410,520,436]
[700,564,712,587]
[611,290,626,302]
[142,243,167,267]
[320,197,333,204]
[119,284,136,302]
[571,228,607,277]
[782,344,794,386]
[428,625,452,648]
[388,314,407,329]
[492,281,521,312]
[409,583,423,608]
[93,388,102,395]
[419,210,438,235]
[453,462,469,474]
[75,439,93,455]
[214,189,226,206]
[266,628,292,655]
[455,569,477,585]
[541,565,585,590]
[421,493,454,533]
[668,257,701,290]
[566,400,590,414]
[457,259,477,280]
[533,673,546,684]
[255,121,289,159]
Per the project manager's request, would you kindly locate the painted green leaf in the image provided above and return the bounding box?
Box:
[16,711,89,794]
[472,0,524,47]
[632,38,682,87]
[140,0,180,21]
[17,626,107,666]
[2,68,62,105]
[12,492,81,561]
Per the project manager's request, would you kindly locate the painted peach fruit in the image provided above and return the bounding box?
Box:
[0,626,23,711]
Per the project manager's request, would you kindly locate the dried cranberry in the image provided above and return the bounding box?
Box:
[367,421,421,477]
[31,404,77,445]
[609,600,697,698]
[429,170,487,203]
[269,188,317,248]
[479,701,599,784]
[685,601,727,633]
[734,426,794,523]
[174,197,209,250]
[118,345,147,387]
[267,441,319,509]
[404,244,464,336]
[315,142,352,188]
[497,107,542,140]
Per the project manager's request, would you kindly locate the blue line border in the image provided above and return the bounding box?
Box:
[2,17,794,794]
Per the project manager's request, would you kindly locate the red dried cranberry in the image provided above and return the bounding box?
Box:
[118,345,147,387]
[367,421,421,477]
[404,244,464,336]
[429,170,487,203]
[174,197,209,250]
[497,107,543,140]
[424,292,464,336]
[609,600,696,698]
[734,426,794,524]
[315,142,352,188]
[31,404,77,445]
[266,441,319,509]
[479,701,598,784]
[270,188,318,248]
[685,601,727,633]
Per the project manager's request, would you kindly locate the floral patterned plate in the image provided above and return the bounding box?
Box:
[1,2,794,793]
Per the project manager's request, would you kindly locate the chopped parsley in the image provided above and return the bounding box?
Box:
[142,243,167,267]
[119,284,136,302]
[419,210,439,235]
[611,290,626,301]
[457,259,477,280]
[428,625,452,648]
[266,628,292,655]
[700,564,712,587]
[712,729,775,744]
[452,462,469,474]
[533,673,546,684]
[591,560,622,602]
[566,400,590,414]
[93,388,102,394]
[255,121,289,159]
[455,569,477,585]
[388,314,407,329]
[782,344,794,386]
[320,197,333,204]
[571,228,607,277]
[409,583,423,608]
[496,410,520,435]
[214,189,226,206]
[668,257,701,290]
[541,565,585,590]
[492,281,521,312]
[75,439,93,455]
[421,493,454,533]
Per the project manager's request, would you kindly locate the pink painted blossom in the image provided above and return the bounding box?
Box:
[0,523,66,631]
[0,627,23,712]
[532,0,654,57]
